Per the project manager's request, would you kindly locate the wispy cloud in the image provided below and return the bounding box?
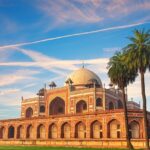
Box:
[0,47,109,75]
[104,0,150,18]
[0,89,20,96]
[0,69,39,87]
[35,0,150,30]
[36,0,102,29]
[0,21,149,49]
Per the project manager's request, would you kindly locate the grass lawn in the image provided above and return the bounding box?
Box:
[0,146,143,150]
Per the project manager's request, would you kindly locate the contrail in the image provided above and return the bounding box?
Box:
[0,21,149,49]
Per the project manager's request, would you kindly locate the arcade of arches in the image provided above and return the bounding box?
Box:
[0,119,141,140]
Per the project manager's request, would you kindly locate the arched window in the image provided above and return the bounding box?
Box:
[108,120,121,138]
[26,107,33,118]
[96,98,103,107]
[91,121,102,138]
[49,123,58,139]
[76,100,87,113]
[109,102,114,110]
[129,121,140,139]
[17,125,24,139]
[75,122,86,139]
[40,105,45,113]
[49,97,65,115]
[26,125,33,139]
[61,122,71,138]
[118,100,123,109]
[0,127,5,139]
[37,124,45,139]
[8,126,14,139]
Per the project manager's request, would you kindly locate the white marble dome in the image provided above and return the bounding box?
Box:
[66,67,102,87]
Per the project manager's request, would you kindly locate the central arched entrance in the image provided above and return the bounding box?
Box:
[49,97,65,115]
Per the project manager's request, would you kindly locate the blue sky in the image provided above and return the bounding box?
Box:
[0,0,150,119]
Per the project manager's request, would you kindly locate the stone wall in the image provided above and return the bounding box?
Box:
[0,139,149,149]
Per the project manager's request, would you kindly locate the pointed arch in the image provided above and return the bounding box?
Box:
[40,105,45,113]
[129,121,140,139]
[76,100,87,113]
[108,119,121,138]
[49,123,58,139]
[26,124,33,139]
[75,121,86,139]
[8,125,15,139]
[96,98,103,107]
[17,125,24,139]
[26,107,33,118]
[108,101,115,110]
[61,122,71,138]
[0,126,5,139]
[37,124,45,139]
[90,120,102,138]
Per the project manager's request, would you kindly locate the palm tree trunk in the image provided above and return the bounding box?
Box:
[140,71,150,150]
[122,87,133,149]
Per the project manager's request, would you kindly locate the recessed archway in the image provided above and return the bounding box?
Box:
[49,123,58,139]
[26,124,33,139]
[108,102,115,110]
[129,121,140,139]
[40,106,45,113]
[76,100,87,113]
[0,127,5,139]
[75,121,86,139]
[26,107,33,118]
[61,122,71,138]
[8,126,15,139]
[91,120,102,138]
[96,98,103,107]
[37,124,45,139]
[108,119,121,138]
[49,97,65,115]
[17,125,24,139]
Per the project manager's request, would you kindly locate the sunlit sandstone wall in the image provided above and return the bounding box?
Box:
[0,110,145,140]
[0,139,149,149]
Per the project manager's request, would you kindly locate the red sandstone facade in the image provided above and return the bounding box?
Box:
[0,67,149,148]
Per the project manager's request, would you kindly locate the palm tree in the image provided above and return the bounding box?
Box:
[124,29,150,150]
[108,52,137,149]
